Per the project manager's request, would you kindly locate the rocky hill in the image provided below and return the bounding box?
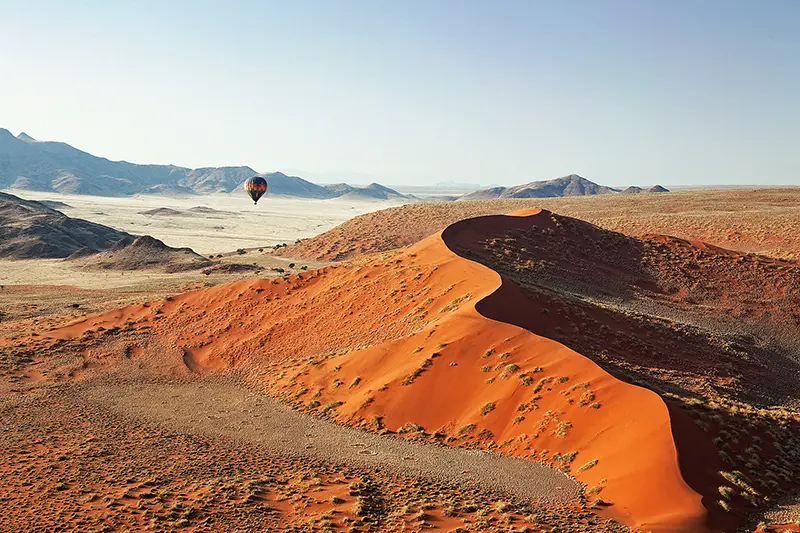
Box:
[72,235,211,272]
[234,174,410,200]
[0,192,210,272]
[459,174,619,200]
[244,172,335,199]
[325,182,409,200]
[622,185,670,194]
[0,191,130,259]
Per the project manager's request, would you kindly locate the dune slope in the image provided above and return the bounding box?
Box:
[20,210,733,532]
[444,210,799,531]
[279,188,800,262]
[270,210,714,532]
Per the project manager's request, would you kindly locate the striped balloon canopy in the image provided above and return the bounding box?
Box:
[245,176,268,204]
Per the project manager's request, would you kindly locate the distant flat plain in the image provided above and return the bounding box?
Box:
[6,189,410,254]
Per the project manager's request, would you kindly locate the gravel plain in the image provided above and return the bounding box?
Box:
[86,379,581,505]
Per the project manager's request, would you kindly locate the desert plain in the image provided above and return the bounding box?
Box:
[1,187,799,533]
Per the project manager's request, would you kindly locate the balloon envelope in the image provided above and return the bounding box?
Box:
[245,176,268,204]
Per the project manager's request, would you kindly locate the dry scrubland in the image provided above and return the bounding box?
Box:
[2,189,799,533]
[280,188,800,261]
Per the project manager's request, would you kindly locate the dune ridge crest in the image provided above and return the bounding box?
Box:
[271,209,711,532]
[33,209,723,532]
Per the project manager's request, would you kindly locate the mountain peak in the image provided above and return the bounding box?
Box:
[458,175,618,201]
[0,131,406,200]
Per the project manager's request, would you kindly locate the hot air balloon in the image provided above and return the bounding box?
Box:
[245,176,268,204]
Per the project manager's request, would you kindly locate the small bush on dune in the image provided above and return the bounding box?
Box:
[532,377,553,394]
[398,423,424,434]
[322,401,343,413]
[458,424,476,436]
[579,390,596,406]
[554,421,572,438]
[402,357,434,385]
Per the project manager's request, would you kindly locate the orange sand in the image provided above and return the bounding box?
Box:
[38,209,714,532]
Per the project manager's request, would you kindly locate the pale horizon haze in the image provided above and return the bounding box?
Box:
[1,0,798,187]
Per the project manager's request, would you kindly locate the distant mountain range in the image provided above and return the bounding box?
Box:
[0,129,410,200]
[0,129,254,196]
[234,173,410,200]
[459,174,668,200]
[1,129,669,202]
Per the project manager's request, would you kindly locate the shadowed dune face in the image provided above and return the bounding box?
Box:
[442,210,800,531]
[445,210,800,407]
[10,209,800,532]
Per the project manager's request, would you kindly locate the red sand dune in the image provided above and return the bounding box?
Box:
[278,189,800,263]
[37,209,797,532]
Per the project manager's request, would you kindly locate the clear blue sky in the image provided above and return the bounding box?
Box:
[1,0,797,187]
